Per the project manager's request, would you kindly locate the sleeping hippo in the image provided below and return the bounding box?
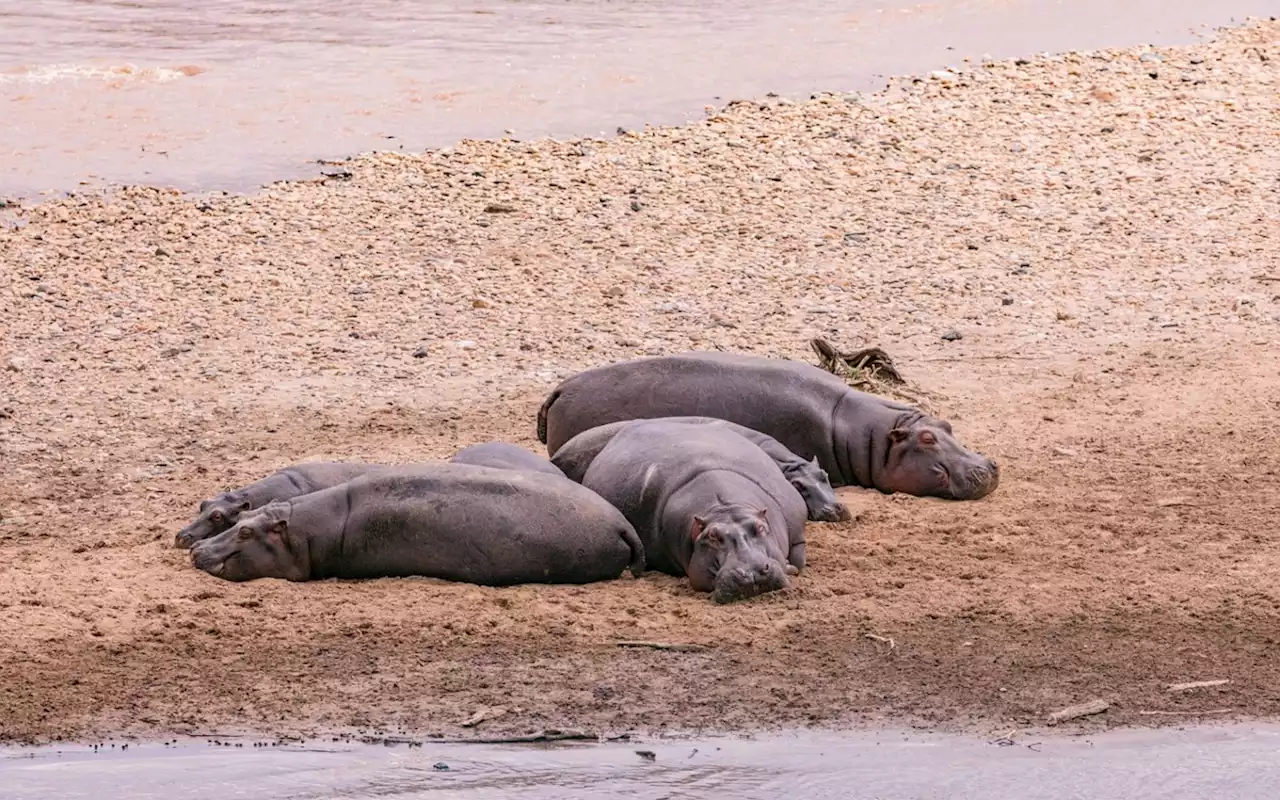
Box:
[189,463,645,585]
[580,420,806,604]
[175,461,393,549]
[551,416,849,523]
[538,351,999,501]
[449,441,565,478]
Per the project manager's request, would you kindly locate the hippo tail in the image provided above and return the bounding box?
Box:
[620,525,646,579]
[536,387,561,446]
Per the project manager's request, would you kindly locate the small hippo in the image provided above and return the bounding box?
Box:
[551,416,849,523]
[449,441,565,478]
[175,461,391,549]
[189,463,645,585]
[580,420,806,604]
[538,351,1000,501]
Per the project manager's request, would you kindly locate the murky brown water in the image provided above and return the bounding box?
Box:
[1,0,1275,198]
[5,725,1280,799]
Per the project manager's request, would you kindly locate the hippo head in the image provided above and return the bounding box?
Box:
[880,415,1000,500]
[174,495,253,549]
[189,502,308,582]
[687,505,792,604]
[781,457,852,522]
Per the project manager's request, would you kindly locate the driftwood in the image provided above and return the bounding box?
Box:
[615,641,710,653]
[808,338,940,410]
[1047,699,1111,725]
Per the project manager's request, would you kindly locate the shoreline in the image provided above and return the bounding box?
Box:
[3,17,1279,746]
[2,3,1277,201]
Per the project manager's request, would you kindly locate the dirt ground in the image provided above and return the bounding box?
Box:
[2,20,1279,745]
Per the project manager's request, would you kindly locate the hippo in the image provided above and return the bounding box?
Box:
[175,461,391,549]
[449,441,565,478]
[579,420,806,604]
[189,463,645,585]
[538,351,999,501]
[551,416,849,523]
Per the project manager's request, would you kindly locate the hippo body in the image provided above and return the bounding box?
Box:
[552,416,848,522]
[580,420,806,603]
[190,463,645,585]
[176,461,388,548]
[538,351,999,501]
[449,441,565,478]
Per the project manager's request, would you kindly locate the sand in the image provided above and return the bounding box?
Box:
[2,19,1278,745]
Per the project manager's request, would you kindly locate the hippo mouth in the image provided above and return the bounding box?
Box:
[710,563,790,604]
[190,545,229,577]
[812,503,853,523]
[947,461,1000,501]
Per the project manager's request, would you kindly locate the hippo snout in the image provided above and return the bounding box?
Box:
[955,457,1000,500]
[711,561,790,604]
[814,502,853,523]
[189,542,226,575]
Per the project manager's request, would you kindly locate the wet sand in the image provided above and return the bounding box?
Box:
[6,724,1280,799]
[1,0,1278,197]
[2,14,1280,747]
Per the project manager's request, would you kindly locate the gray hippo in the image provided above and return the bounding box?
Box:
[189,463,645,585]
[538,351,999,501]
[551,416,849,523]
[449,441,565,478]
[175,461,391,549]
[580,420,806,604]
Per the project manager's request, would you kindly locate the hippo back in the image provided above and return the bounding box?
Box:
[450,442,565,478]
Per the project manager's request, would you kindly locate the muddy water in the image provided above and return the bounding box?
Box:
[5,725,1280,799]
[1,0,1276,199]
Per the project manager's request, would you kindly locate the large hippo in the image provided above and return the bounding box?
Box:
[175,461,391,549]
[538,351,999,501]
[449,441,565,478]
[551,416,849,523]
[189,463,646,585]
[580,420,806,604]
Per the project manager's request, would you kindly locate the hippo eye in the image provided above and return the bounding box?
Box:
[236,527,254,541]
[918,431,937,446]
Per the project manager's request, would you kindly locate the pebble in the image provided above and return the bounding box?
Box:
[5,357,26,372]
[412,344,430,358]
[455,340,477,351]
[941,330,963,341]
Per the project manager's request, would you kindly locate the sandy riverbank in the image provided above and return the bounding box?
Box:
[1,19,1278,744]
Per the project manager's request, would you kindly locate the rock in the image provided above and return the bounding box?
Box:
[1001,296,1015,306]
[412,344,429,358]
[348,284,371,295]
[484,203,516,213]
[155,247,170,257]
[940,329,963,341]
[471,298,492,309]
[5,357,26,372]
[1139,51,1164,63]
[929,70,958,83]
[635,750,657,762]
[432,762,450,771]
[602,286,625,298]
[455,340,477,351]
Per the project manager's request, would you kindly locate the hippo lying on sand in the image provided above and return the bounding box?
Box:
[552,416,849,523]
[580,420,806,604]
[189,463,645,585]
[175,461,389,549]
[449,441,565,478]
[538,351,999,501]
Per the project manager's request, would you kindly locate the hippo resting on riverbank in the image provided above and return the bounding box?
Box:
[189,463,645,585]
[580,420,806,604]
[175,461,390,549]
[551,416,849,523]
[449,441,565,478]
[538,351,999,501]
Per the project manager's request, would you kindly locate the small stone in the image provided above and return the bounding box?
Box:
[929,69,958,82]
[455,340,477,351]
[940,329,962,342]
[349,284,371,295]
[471,298,492,309]
[602,286,625,298]
[1139,51,1164,62]
[432,762,450,771]
[5,357,25,372]
[484,203,516,213]
[412,345,429,358]
[155,247,170,257]
[1001,296,1015,306]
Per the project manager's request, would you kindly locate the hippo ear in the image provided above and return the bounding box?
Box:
[809,456,821,468]
[267,519,288,537]
[690,515,707,542]
[888,428,910,444]
[754,507,768,521]
[237,500,252,511]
